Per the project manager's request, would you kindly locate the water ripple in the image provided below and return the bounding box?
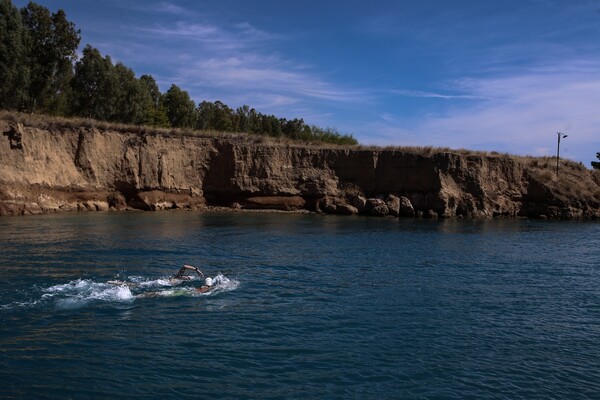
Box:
[1,214,600,399]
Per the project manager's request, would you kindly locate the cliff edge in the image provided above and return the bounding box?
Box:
[1,120,599,219]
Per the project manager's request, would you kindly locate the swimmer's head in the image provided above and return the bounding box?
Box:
[205,277,214,287]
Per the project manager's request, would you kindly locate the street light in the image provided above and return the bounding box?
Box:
[556,132,568,178]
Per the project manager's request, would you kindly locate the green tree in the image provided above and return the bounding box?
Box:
[247,108,260,134]
[592,152,600,170]
[281,118,305,140]
[196,100,235,131]
[0,0,29,110]
[213,100,233,131]
[196,100,215,130]
[71,45,116,120]
[260,114,281,137]
[235,105,250,132]
[140,74,161,106]
[163,84,196,128]
[139,74,168,127]
[112,62,149,124]
[310,126,357,145]
[21,2,80,113]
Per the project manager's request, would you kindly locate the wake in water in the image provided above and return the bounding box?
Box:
[46,279,135,309]
[1,274,239,311]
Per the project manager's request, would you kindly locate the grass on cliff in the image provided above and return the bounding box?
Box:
[0,110,554,157]
[524,156,600,205]
[0,110,358,149]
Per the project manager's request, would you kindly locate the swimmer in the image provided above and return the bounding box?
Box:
[108,264,204,286]
[137,276,216,298]
[196,277,215,294]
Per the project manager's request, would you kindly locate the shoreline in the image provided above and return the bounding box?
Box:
[2,202,594,221]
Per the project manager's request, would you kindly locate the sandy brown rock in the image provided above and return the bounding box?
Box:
[243,196,306,211]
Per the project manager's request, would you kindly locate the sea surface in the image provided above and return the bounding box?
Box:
[0,212,599,399]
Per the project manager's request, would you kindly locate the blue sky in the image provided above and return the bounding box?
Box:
[15,0,600,164]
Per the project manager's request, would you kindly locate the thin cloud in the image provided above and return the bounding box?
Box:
[120,1,195,17]
[156,2,188,15]
[389,89,485,100]
[179,55,367,103]
[133,18,369,107]
[233,22,282,41]
[140,20,281,49]
[367,61,600,163]
[141,22,221,40]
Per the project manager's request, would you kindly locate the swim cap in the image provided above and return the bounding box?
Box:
[205,277,214,287]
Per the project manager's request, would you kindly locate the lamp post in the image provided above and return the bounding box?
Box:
[556,132,567,178]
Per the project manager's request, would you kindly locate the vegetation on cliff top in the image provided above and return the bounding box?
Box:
[0,0,357,146]
[592,153,600,170]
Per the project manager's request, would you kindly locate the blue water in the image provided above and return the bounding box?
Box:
[1,212,599,399]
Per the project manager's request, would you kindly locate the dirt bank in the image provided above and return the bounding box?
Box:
[1,120,598,219]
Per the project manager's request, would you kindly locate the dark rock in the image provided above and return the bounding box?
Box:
[107,192,127,209]
[5,122,24,149]
[364,198,389,216]
[316,196,338,214]
[386,195,400,217]
[399,196,415,217]
[336,203,358,215]
[425,209,438,218]
[350,195,367,213]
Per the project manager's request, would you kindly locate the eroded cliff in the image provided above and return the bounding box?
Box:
[1,120,599,219]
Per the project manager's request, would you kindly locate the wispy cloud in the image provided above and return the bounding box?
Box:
[141,22,222,41]
[120,1,195,17]
[132,19,368,113]
[139,20,280,48]
[364,61,600,163]
[179,55,367,103]
[389,89,485,100]
[155,1,188,15]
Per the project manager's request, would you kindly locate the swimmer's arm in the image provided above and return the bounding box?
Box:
[183,265,204,277]
[175,265,204,279]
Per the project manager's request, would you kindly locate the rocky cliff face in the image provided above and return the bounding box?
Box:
[1,120,599,219]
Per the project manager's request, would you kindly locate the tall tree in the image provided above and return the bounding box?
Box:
[0,0,29,110]
[213,100,233,131]
[235,105,250,133]
[21,2,80,113]
[281,118,305,140]
[71,45,116,120]
[260,114,281,137]
[163,84,195,128]
[140,74,161,107]
[139,74,169,127]
[592,152,600,170]
[196,100,216,130]
[112,62,149,124]
[247,108,260,134]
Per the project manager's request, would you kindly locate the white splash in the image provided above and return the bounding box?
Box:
[44,279,134,309]
[193,273,240,296]
[1,274,239,311]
